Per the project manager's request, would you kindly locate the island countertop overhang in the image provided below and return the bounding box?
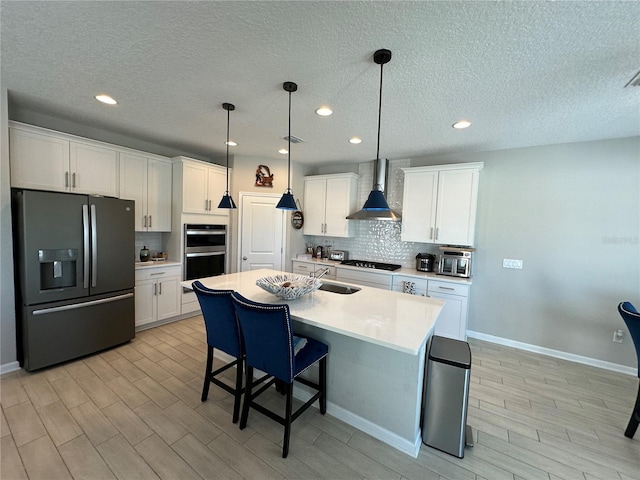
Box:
[181,268,443,355]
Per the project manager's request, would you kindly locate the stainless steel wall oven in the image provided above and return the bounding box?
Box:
[184,224,226,281]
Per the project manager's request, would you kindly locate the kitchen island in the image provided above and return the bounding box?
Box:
[182,268,444,457]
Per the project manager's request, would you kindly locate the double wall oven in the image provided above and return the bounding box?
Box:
[183,224,226,281]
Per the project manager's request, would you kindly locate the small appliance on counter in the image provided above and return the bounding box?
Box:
[330,250,349,261]
[415,252,435,272]
[437,246,473,278]
[315,246,324,259]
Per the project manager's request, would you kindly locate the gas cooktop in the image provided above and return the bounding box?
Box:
[340,259,402,271]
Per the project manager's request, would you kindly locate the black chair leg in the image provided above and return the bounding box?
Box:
[240,366,253,430]
[319,357,327,415]
[232,358,244,424]
[201,346,214,402]
[624,381,640,439]
[282,382,293,458]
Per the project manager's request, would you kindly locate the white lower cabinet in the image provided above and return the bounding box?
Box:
[292,260,337,280]
[392,275,428,296]
[427,280,470,340]
[135,265,181,327]
[336,267,392,290]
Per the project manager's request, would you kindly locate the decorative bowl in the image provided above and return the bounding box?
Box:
[256,274,322,300]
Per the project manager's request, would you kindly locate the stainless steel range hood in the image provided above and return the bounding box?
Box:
[346,158,402,221]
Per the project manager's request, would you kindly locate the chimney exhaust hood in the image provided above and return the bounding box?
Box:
[346,158,401,221]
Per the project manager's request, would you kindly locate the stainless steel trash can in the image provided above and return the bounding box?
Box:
[422,335,473,458]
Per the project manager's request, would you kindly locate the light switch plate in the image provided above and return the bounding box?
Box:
[503,259,523,269]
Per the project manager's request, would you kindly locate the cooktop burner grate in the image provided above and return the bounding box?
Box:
[340,259,402,271]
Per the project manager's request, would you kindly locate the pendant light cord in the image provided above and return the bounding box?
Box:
[374,61,384,188]
[225,106,230,193]
[287,89,292,192]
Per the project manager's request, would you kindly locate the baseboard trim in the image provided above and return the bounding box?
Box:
[292,382,421,458]
[0,361,21,376]
[466,330,636,376]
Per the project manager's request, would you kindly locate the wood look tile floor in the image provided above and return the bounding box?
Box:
[1,315,639,480]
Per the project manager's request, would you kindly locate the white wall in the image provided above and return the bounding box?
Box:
[1,88,18,371]
[412,137,640,367]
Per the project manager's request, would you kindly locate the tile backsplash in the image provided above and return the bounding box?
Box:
[135,232,165,261]
[305,159,438,268]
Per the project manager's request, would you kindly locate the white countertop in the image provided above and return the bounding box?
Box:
[182,268,444,355]
[292,257,472,285]
[135,260,181,269]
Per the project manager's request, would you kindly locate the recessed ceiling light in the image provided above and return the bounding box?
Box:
[95,94,117,105]
[225,141,237,147]
[349,137,362,144]
[278,148,288,155]
[453,120,471,129]
[315,106,332,116]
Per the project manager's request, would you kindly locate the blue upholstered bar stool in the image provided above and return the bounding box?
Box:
[618,301,640,438]
[192,281,244,423]
[230,291,328,458]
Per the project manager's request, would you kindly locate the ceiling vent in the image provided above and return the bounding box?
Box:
[283,135,305,144]
[624,70,640,88]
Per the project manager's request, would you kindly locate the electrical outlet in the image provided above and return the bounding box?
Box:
[613,329,624,343]
[503,259,523,269]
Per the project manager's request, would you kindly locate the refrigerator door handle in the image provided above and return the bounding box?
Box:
[91,204,98,288]
[83,204,90,289]
[32,293,134,315]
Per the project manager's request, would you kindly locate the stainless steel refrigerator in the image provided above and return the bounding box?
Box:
[12,189,135,371]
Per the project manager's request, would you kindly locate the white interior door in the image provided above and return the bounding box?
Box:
[238,193,285,272]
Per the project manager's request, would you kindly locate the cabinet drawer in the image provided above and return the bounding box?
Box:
[336,268,392,290]
[428,280,469,297]
[292,261,336,280]
[135,265,182,282]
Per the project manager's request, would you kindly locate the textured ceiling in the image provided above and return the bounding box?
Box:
[1,1,639,165]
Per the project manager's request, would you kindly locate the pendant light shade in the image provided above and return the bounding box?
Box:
[218,102,237,209]
[276,81,298,211]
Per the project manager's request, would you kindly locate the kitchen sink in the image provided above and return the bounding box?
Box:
[318,282,361,294]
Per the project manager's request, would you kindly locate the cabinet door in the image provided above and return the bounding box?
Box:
[119,152,148,231]
[70,142,118,196]
[147,159,172,231]
[324,176,354,237]
[401,170,438,243]
[134,279,156,327]
[182,161,209,214]
[435,169,479,246]
[156,276,180,321]
[303,178,327,236]
[10,128,70,192]
[429,292,468,340]
[207,166,228,215]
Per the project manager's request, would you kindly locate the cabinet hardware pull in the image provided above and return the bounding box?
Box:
[149,215,152,228]
[430,227,433,239]
[153,284,157,295]
[150,272,165,276]
[242,256,247,260]
[438,286,455,290]
[435,227,439,240]
[65,171,69,188]
[72,172,76,188]
[208,200,212,211]
[159,282,162,295]
[143,215,147,228]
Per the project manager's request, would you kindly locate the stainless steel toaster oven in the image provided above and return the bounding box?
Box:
[437,247,473,278]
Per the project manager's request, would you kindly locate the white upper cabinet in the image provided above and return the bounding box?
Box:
[120,152,172,232]
[10,125,118,196]
[303,173,359,238]
[401,163,483,246]
[173,156,229,216]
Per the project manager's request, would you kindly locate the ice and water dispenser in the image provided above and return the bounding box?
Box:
[38,249,78,290]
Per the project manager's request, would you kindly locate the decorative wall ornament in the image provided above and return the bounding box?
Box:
[255,164,274,187]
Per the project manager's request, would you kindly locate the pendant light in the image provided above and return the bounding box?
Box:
[276,81,298,210]
[347,49,401,221]
[218,102,237,209]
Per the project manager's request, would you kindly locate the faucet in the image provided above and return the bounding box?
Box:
[311,267,330,280]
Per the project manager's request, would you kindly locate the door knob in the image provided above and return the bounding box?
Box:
[243,256,247,260]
